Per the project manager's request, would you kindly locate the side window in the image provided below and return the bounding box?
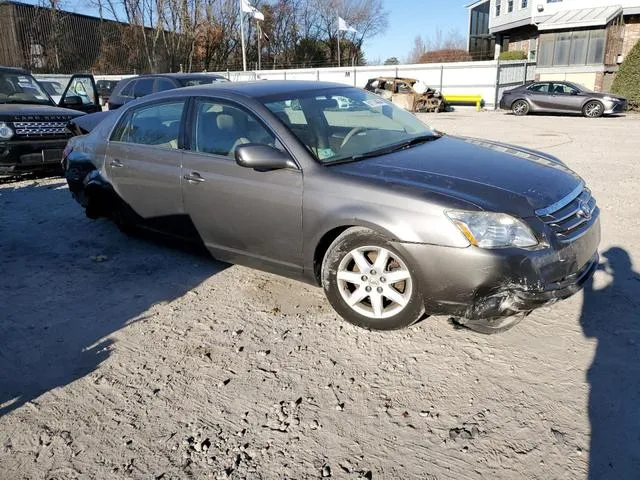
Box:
[111,101,185,149]
[528,83,550,93]
[133,78,154,98]
[551,83,576,94]
[120,80,136,98]
[193,101,278,158]
[154,78,175,93]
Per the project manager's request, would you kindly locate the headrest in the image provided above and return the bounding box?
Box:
[216,114,235,130]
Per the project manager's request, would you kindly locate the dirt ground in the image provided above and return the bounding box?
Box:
[1,110,639,480]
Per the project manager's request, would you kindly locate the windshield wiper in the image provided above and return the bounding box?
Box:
[327,134,441,165]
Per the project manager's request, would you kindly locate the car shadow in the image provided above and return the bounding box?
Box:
[0,181,226,417]
[580,247,640,478]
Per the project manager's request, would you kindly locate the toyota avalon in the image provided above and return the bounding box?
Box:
[64,81,600,333]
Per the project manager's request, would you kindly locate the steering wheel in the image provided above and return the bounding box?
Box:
[340,127,370,149]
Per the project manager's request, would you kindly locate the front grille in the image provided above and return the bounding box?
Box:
[537,185,599,242]
[13,121,69,137]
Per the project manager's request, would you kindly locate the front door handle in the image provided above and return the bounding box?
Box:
[110,159,125,168]
[183,172,205,183]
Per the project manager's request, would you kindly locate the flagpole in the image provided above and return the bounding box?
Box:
[240,0,247,71]
[258,21,261,71]
[337,17,341,68]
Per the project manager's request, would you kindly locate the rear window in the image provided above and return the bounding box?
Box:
[119,79,136,97]
[133,78,154,98]
[180,76,229,87]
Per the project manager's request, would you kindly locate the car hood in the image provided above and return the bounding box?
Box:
[584,91,625,100]
[0,103,84,121]
[329,135,583,217]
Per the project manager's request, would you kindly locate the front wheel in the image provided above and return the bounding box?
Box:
[512,100,529,116]
[321,227,425,330]
[583,100,604,118]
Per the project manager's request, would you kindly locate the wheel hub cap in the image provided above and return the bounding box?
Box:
[337,246,413,319]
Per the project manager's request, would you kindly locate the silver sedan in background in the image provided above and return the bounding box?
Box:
[500,81,627,118]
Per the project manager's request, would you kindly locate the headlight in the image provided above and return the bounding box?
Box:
[0,122,13,140]
[446,210,538,249]
[603,96,620,102]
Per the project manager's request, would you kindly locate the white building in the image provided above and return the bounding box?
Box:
[467,0,640,90]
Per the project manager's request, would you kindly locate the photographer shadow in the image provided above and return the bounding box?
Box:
[581,247,640,479]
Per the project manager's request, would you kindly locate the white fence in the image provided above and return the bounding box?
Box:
[35,60,537,110]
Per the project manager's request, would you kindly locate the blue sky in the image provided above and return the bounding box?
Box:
[365,1,469,63]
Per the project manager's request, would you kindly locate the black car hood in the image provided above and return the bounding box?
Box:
[0,103,84,121]
[330,135,582,217]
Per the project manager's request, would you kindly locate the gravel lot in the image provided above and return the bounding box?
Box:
[1,110,639,480]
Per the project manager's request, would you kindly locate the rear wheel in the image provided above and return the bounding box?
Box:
[512,100,529,116]
[321,227,425,330]
[583,100,604,118]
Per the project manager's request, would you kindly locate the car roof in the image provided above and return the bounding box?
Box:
[151,80,351,100]
[0,66,31,75]
[134,73,227,79]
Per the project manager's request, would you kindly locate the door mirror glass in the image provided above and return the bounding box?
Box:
[235,144,296,171]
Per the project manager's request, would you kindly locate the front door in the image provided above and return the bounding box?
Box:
[106,99,186,222]
[60,74,101,113]
[549,82,586,113]
[181,99,303,274]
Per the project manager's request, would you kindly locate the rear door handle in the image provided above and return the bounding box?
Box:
[110,159,125,168]
[183,172,205,183]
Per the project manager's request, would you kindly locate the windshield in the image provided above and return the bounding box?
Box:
[262,87,438,164]
[180,77,229,87]
[40,81,65,96]
[0,72,54,105]
[571,82,593,93]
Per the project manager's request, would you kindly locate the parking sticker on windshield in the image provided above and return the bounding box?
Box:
[363,98,387,108]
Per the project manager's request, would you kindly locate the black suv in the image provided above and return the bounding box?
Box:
[107,73,228,110]
[0,66,100,175]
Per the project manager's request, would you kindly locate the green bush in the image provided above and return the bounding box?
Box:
[499,50,527,61]
[612,40,640,109]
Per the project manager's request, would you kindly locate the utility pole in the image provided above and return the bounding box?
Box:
[257,21,261,71]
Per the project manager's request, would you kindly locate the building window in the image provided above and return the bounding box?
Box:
[547,0,562,3]
[468,1,494,60]
[537,28,607,67]
[496,1,501,16]
[508,0,514,13]
[521,0,528,8]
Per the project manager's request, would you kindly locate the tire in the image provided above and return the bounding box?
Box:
[321,227,425,331]
[452,312,528,335]
[110,197,138,235]
[583,100,604,118]
[511,100,529,116]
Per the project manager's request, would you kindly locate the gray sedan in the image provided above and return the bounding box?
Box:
[64,81,600,333]
[500,81,627,118]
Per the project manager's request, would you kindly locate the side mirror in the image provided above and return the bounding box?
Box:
[235,144,297,171]
[61,95,82,107]
[570,90,579,95]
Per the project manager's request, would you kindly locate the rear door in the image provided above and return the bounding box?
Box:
[525,82,552,110]
[181,97,303,274]
[59,74,101,113]
[105,99,187,222]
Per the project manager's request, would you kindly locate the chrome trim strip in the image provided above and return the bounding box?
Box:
[535,182,585,217]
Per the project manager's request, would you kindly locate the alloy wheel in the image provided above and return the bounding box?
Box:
[336,246,413,319]
[584,101,603,118]
[512,100,529,116]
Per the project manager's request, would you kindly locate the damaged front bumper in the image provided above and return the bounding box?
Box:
[394,216,600,322]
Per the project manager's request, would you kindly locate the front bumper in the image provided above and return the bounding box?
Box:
[603,98,628,114]
[0,137,69,175]
[395,217,601,320]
